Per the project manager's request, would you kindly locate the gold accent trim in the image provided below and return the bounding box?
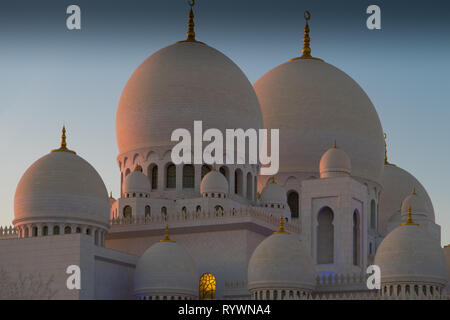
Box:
[160,224,176,242]
[444,244,450,248]
[176,0,205,45]
[51,125,76,154]
[412,187,417,195]
[135,165,143,172]
[401,205,419,226]
[290,11,323,62]
[333,139,337,149]
[274,216,290,234]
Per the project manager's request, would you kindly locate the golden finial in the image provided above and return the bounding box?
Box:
[290,11,323,62]
[333,139,337,148]
[51,125,76,154]
[135,165,143,172]
[401,205,419,226]
[177,0,204,44]
[212,162,217,171]
[274,216,290,234]
[384,133,389,165]
[412,187,417,195]
[160,224,176,242]
[270,176,276,184]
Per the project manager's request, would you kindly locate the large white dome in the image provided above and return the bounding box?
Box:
[14,151,110,228]
[254,58,384,185]
[248,231,315,291]
[379,164,435,235]
[116,41,263,154]
[374,224,447,286]
[134,239,198,298]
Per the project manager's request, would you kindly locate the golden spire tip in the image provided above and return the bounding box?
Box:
[51,125,76,154]
[290,10,323,62]
[176,0,204,44]
[160,224,175,242]
[333,139,337,148]
[401,205,419,226]
[274,215,290,234]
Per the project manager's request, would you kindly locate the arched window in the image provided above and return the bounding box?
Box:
[183,165,195,188]
[353,210,360,266]
[43,226,48,236]
[246,173,252,200]
[199,273,216,300]
[201,165,211,179]
[370,199,376,230]
[64,226,71,234]
[317,207,334,264]
[32,226,38,237]
[196,205,202,213]
[123,205,132,219]
[182,206,187,215]
[76,227,81,233]
[150,165,158,190]
[24,228,29,237]
[161,207,167,217]
[86,228,91,236]
[53,226,60,235]
[234,169,243,195]
[145,205,151,218]
[166,164,176,188]
[287,191,299,218]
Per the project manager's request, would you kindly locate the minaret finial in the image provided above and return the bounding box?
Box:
[401,205,419,226]
[290,11,323,62]
[212,162,217,171]
[384,133,389,165]
[412,187,417,195]
[177,1,204,44]
[51,125,76,154]
[274,216,290,234]
[333,139,337,148]
[186,0,196,41]
[160,224,176,242]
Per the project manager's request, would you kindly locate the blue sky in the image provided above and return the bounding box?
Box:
[0,0,449,244]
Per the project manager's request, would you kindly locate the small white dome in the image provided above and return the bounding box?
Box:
[260,179,287,205]
[248,229,315,291]
[200,169,228,195]
[374,224,447,286]
[400,189,429,217]
[379,164,435,235]
[123,169,150,195]
[319,143,351,178]
[134,237,198,298]
[14,150,110,228]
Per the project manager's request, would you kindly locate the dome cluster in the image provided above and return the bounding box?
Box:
[11,3,446,301]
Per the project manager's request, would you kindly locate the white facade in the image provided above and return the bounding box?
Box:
[0,7,449,300]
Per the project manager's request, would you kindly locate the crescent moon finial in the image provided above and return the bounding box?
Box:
[188,0,195,7]
[304,10,311,21]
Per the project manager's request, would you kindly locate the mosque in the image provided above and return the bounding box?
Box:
[0,4,449,300]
